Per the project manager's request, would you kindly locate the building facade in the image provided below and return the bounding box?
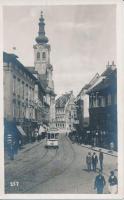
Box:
[3,52,39,143]
[87,62,117,149]
[75,73,100,143]
[4,11,56,146]
[55,91,78,134]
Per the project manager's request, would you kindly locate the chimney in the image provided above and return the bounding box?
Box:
[106,61,110,69]
[112,60,116,70]
[106,60,116,70]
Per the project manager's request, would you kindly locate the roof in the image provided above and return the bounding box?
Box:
[87,76,106,92]
[101,66,116,76]
[56,93,71,108]
[87,68,117,93]
[26,66,38,74]
[3,52,37,81]
[76,73,100,101]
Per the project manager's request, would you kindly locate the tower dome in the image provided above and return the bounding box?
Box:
[35,11,49,44]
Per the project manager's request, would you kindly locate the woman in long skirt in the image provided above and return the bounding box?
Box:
[108,171,118,194]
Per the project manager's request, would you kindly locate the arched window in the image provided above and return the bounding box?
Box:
[42,52,46,59]
[37,52,40,60]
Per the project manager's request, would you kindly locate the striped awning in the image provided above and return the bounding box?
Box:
[16,126,26,136]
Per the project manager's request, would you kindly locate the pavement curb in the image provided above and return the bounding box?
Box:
[81,144,118,157]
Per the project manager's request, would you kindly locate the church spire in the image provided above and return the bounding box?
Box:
[35,11,49,44]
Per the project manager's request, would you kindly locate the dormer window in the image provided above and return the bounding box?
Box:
[42,52,46,59]
[37,52,40,60]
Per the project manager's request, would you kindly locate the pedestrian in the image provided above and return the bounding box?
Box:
[99,149,104,171]
[94,170,106,194]
[108,171,118,194]
[7,142,14,160]
[92,152,98,172]
[86,152,92,172]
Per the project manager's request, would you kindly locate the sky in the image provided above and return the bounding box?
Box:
[3,5,116,97]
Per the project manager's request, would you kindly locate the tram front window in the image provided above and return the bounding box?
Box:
[51,134,54,139]
[48,133,50,139]
[55,133,59,139]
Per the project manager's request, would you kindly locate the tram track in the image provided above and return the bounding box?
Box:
[6,142,47,175]
[5,141,49,192]
[5,134,76,193]
[18,135,66,179]
[5,139,60,193]
[23,135,76,193]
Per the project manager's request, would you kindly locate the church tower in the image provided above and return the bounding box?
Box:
[33,11,54,90]
[34,11,56,124]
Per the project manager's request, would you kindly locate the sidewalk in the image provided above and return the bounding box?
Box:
[81,144,117,157]
[5,140,43,164]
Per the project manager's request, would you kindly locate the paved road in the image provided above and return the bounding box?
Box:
[5,134,117,194]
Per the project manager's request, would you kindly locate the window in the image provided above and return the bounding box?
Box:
[51,134,54,139]
[48,133,50,139]
[55,133,59,139]
[17,78,20,96]
[37,52,40,60]
[42,52,46,59]
[29,87,31,100]
[26,84,28,99]
[18,101,20,118]
[101,96,105,107]
[22,82,24,99]
[108,94,111,106]
[98,96,102,107]
[13,76,16,93]
[12,100,16,118]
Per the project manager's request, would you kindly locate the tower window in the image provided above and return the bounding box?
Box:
[42,52,46,59]
[37,52,40,60]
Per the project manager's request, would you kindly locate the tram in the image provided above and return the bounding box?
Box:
[45,128,59,149]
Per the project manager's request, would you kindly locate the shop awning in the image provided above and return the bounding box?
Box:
[39,125,46,134]
[16,126,26,136]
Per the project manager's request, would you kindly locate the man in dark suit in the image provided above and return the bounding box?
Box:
[99,149,104,171]
[92,152,98,171]
[94,170,106,194]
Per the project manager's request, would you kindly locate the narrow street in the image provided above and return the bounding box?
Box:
[5,134,117,194]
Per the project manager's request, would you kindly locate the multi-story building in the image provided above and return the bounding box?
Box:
[3,52,38,143]
[4,11,56,146]
[87,62,117,149]
[4,11,56,157]
[26,67,50,126]
[75,73,99,143]
[55,91,78,134]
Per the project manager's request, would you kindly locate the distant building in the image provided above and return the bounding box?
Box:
[55,91,78,134]
[87,62,117,149]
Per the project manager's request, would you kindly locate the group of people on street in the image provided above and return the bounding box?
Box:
[86,149,118,194]
[94,169,118,194]
[86,149,103,172]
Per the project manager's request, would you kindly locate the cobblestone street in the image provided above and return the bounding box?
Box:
[5,134,117,194]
